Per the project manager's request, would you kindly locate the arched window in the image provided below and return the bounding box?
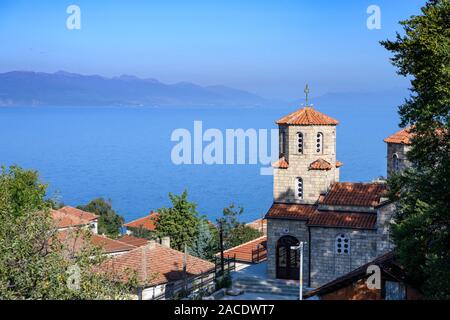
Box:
[393,153,399,172]
[296,177,303,200]
[335,234,350,254]
[297,132,304,154]
[316,132,323,154]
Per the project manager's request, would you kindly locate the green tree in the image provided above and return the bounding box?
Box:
[0,165,134,299]
[155,190,200,251]
[217,204,263,250]
[77,198,124,238]
[188,219,218,261]
[381,0,450,299]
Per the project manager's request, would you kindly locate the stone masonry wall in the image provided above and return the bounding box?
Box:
[387,143,411,178]
[309,227,378,287]
[274,125,338,204]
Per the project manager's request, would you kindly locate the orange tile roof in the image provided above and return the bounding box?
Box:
[308,211,377,230]
[100,243,214,286]
[57,230,136,255]
[276,107,339,126]
[265,203,317,220]
[272,157,289,169]
[246,218,267,234]
[309,159,333,170]
[52,206,98,229]
[336,160,343,168]
[124,212,159,231]
[265,203,377,230]
[384,127,413,145]
[319,182,387,208]
[219,236,267,263]
[117,235,149,247]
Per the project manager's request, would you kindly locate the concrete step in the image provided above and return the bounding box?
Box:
[234,284,299,295]
[233,277,301,296]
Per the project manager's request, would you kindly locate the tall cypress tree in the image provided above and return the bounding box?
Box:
[381,0,450,299]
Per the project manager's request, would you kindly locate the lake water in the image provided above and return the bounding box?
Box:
[0,104,400,223]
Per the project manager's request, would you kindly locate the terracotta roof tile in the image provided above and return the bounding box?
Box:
[117,235,149,247]
[265,203,377,230]
[276,107,339,126]
[320,182,387,207]
[124,212,159,231]
[384,127,413,145]
[308,211,377,230]
[309,159,333,170]
[272,157,289,169]
[57,230,136,255]
[100,243,214,286]
[219,236,267,263]
[265,203,317,220]
[336,160,343,168]
[52,206,98,229]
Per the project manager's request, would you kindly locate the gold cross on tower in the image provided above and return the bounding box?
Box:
[304,84,310,106]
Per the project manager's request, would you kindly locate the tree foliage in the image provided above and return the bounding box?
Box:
[217,204,263,250]
[0,165,133,299]
[155,190,200,251]
[381,0,450,299]
[187,219,218,261]
[77,198,124,238]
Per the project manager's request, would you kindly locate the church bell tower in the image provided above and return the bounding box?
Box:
[272,86,342,204]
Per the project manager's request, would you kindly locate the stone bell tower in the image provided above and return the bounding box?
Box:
[272,86,342,204]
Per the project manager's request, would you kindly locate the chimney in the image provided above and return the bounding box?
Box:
[147,240,157,249]
[161,236,170,248]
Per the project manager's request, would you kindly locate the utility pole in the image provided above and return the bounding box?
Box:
[291,242,306,301]
[218,220,225,276]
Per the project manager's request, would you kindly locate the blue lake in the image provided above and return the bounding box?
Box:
[0,104,400,223]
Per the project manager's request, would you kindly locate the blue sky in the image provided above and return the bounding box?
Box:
[0,0,425,99]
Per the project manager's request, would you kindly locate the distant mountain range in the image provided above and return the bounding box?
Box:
[0,71,274,107]
[0,70,409,108]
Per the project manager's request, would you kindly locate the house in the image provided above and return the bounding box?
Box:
[100,241,215,300]
[305,251,423,300]
[57,229,137,257]
[124,211,159,235]
[218,236,267,270]
[264,105,407,288]
[246,218,267,235]
[52,206,99,234]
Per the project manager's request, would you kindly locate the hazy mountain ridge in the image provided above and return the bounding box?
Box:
[0,71,273,107]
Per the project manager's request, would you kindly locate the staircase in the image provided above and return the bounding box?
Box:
[233,276,300,297]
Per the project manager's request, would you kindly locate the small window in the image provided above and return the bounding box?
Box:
[296,177,303,200]
[316,132,323,153]
[335,234,350,254]
[297,132,304,154]
[393,154,399,172]
[280,129,286,156]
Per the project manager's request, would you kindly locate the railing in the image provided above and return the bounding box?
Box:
[152,256,236,300]
[251,245,267,263]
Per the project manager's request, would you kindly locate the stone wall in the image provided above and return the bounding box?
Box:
[376,202,396,254]
[386,143,411,177]
[309,227,378,287]
[274,124,338,204]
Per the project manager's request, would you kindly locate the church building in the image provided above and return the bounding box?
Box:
[265,100,408,288]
